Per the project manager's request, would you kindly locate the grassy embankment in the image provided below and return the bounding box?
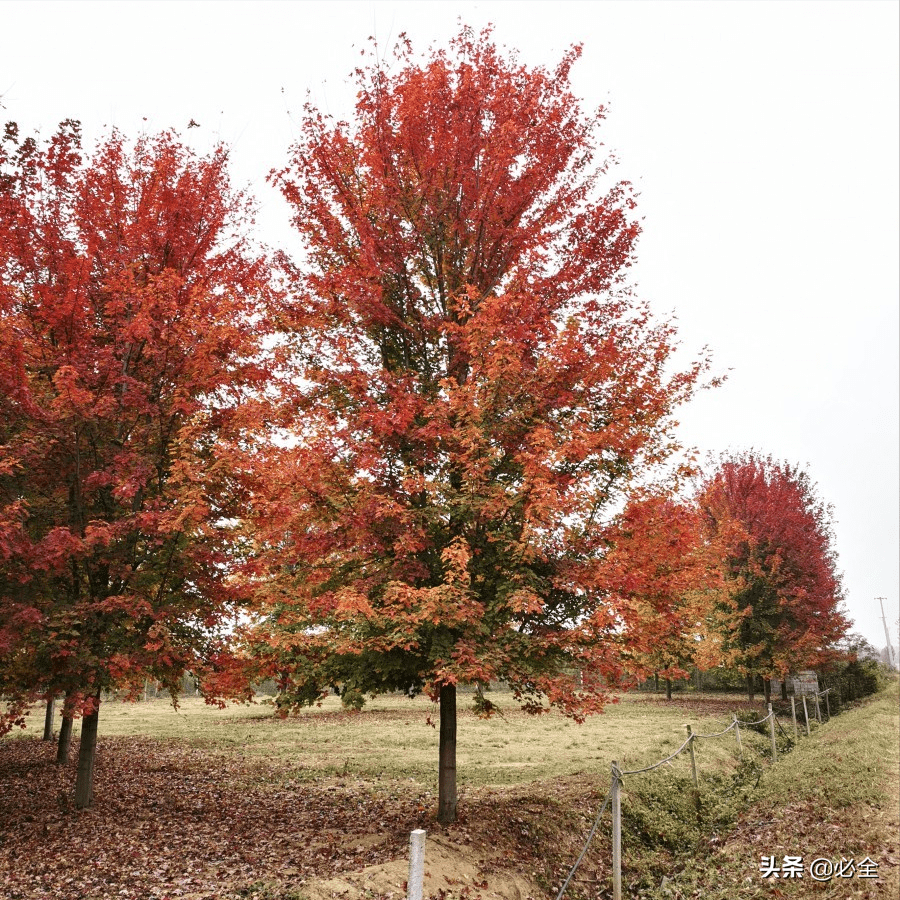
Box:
[638,679,900,900]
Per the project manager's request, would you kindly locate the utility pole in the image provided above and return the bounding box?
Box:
[877,597,896,669]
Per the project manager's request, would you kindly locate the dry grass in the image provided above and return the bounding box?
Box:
[30,688,760,788]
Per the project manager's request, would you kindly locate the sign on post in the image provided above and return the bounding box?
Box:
[791,671,819,696]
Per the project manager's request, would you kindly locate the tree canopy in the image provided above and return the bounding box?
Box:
[0,28,859,832]
[0,120,275,802]
[598,491,720,696]
[696,452,848,700]
[248,26,712,822]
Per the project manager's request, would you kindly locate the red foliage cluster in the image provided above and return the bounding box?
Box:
[599,491,720,684]
[247,27,710,740]
[697,453,848,683]
[0,123,275,743]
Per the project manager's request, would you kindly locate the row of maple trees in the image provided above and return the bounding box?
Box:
[0,27,847,822]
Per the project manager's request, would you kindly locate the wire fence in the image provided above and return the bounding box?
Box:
[552,687,835,900]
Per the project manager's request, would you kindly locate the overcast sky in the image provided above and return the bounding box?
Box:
[2,1,898,654]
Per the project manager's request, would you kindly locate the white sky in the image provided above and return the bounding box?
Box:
[2,1,898,653]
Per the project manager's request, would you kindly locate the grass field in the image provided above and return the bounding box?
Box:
[37,688,759,787]
[2,683,897,900]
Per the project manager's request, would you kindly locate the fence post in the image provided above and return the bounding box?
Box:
[801,695,810,736]
[814,693,821,723]
[685,725,698,788]
[733,715,742,756]
[790,696,798,741]
[767,704,777,762]
[611,761,622,900]
[407,829,426,900]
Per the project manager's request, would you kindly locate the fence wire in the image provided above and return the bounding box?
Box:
[739,712,772,727]
[692,720,738,739]
[618,735,693,776]
[553,784,613,900]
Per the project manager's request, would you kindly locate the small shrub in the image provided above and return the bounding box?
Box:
[623,773,701,853]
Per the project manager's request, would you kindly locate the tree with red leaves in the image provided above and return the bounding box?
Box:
[252,26,712,824]
[599,491,720,700]
[0,120,274,806]
[696,452,848,702]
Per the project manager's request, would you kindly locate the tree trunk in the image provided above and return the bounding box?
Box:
[763,678,772,705]
[437,683,457,825]
[654,672,659,693]
[780,679,788,701]
[43,697,55,741]
[74,693,101,809]
[665,678,672,701]
[746,673,755,703]
[57,715,73,765]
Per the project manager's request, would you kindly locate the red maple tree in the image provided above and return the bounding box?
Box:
[598,490,721,699]
[249,26,714,824]
[0,120,275,806]
[696,452,848,701]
